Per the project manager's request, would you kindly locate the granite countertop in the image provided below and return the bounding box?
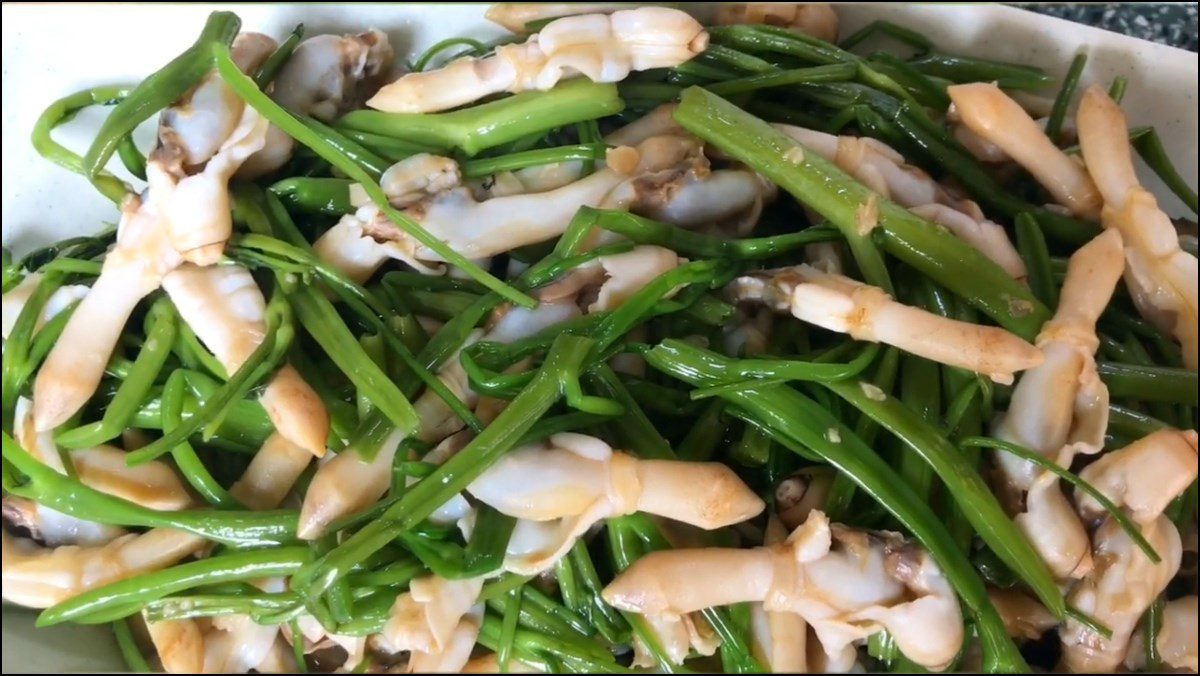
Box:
[1015,3,1198,51]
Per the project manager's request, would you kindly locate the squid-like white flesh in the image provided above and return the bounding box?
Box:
[602,136,775,238]
[749,516,808,672]
[1075,429,1198,526]
[1057,425,1194,672]
[1077,85,1200,369]
[947,83,1101,218]
[312,206,445,283]
[1,417,331,609]
[411,332,483,445]
[991,228,1125,579]
[805,632,861,673]
[296,427,405,540]
[140,441,297,676]
[33,195,178,431]
[633,611,720,668]
[296,293,616,540]
[368,8,707,113]
[1156,596,1199,672]
[315,153,463,281]
[69,446,192,511]
[1060,516,1183,673]
[730,264,1042,383]
[146,618,206,674]
[328,155,630,270]
[775,470,833,532]
[162,264,266,369]
[485,300,582,345]
[952,122,1015,164]
[292,615,366,672]
[715,3,839,42]
[1014,460,1094,580]
[406,614,484,674]
[474,303,584,421]
[33,49,270,431]
[1,494,122,550]
[775,124,1025,278]
[161,263,329,456]
[0,274,89,340]
[485,3,634,33]
[590,245,683,310]
[949,108,1063,165]
[154,115,268,266]
[988,589,1058,640]
[257,364,329,456]
[327,151,593,279]
[402,150,662,260]
[604,102,684,146]
[602,510,964,670]
[10,398,191,545]
[158,33,275,168]
[147,583,296,674]
[273,30,392,121]
[1,528,205,608]
[994,228,1123,478]
[381,576,484,674]
[143,437,306,673]
[376,153,463,207]
[396,434,720,672]
[346,152,462,210]
[240,30,393,178]
[228,432,313,510]
[909,204,1026,280]
[638,168,775,236]
[204,614,287,673]
[319,136,770,274]
[152,34,273,265]
[296,334,480,540]
[8,398,124,546]
[467,433,764,574]
[804,240,843,275]
[534,244,684,313]
[476,160,587,199]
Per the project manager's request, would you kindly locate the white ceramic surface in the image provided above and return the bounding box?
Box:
[1,3,1196,672]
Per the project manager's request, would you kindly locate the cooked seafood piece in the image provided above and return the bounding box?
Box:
[1060,516,1183,673]
[369,8,707,113]
[992,228,1125,579]
[33,45,272,431]
[162,263,329,456]
[2,529,206,609]
[380,576,484,674]
[1,274,89,341]
[729,264,1043,383]
[775,123,1025,278]
[749,517,808,672]
[1075,428,1198,525]
[715,3,839,42]
[240,30,393,178]
[948,82,1101,218]
[1077,85,1200,369]
[1058,427,1195,672]
[467,432,764,574]
[603,510,964,670]
[485,3,634,33]
[316,136,771,276]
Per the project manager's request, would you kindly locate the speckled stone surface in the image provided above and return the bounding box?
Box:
[1015,3,1198,51]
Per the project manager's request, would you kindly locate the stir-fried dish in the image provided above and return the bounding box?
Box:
[3,3,1198,673]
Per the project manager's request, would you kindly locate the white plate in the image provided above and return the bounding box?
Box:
[1,3,1196,672]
